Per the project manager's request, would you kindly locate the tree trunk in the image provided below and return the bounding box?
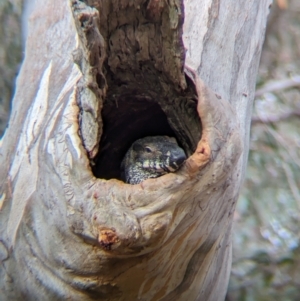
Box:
[0,0,271,300]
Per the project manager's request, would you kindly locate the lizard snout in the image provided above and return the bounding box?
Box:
[169,149,186,171]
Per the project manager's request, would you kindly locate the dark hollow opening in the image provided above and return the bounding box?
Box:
[73,1,202,182]
[92,96,177,181]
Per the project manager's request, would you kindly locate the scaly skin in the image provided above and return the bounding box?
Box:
[121,136,187,184]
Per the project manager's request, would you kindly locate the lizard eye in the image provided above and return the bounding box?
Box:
[145,146,152,153]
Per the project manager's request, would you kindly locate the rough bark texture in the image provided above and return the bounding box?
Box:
[0,0,271,300]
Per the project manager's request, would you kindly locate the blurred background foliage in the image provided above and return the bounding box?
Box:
[227,0,300,300]
[0,0,22,134]
[0,0,299,300]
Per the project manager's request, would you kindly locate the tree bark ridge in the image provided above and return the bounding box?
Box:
[0,0,271,300]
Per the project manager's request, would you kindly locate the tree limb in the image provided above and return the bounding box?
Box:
[255,75,300,97]
[252,109,300,124]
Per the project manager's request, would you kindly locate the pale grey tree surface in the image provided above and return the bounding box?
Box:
[0,0,271,300]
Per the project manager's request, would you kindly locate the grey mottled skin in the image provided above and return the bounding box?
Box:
[121,136,186,184]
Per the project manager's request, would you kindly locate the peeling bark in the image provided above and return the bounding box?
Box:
[0,0,271,300]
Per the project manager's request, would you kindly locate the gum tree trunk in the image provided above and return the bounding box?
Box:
[0,0,271,300]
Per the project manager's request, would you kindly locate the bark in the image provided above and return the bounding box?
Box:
[0,0,271,300]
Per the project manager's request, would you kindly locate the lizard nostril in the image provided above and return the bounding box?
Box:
[170,153,186,170]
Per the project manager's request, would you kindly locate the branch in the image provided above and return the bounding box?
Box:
[281,161,300,211]
[264,127,300,170]
[255,75,300,97]
[0,110,9,118]
[251,109,300,125]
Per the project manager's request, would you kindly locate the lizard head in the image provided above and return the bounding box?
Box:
[121,136,186,184]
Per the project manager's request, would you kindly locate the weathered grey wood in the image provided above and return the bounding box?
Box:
[0,0,271,300]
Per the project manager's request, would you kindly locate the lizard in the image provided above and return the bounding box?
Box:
[121,136,186,184]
